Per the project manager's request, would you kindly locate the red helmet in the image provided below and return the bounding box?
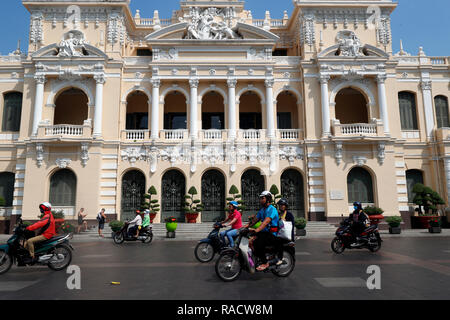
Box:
[39,202,52,213]
[135,210,141,214]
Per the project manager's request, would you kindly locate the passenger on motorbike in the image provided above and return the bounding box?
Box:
[277,198,296,242]
[246,191,283,271]
[128,210,143,238]
[219,201,242,247]
[24,202,56,263]
[142,209,151,229]
[349,201,370,245]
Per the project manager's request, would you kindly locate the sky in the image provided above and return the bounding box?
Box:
[0,0,449,57]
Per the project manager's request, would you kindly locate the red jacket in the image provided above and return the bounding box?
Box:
[27,211,56,239]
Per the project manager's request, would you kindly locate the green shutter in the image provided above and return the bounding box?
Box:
[435,96,449,129]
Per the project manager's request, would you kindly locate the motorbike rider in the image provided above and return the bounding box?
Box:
[247,191,283,271]
[128,210,143,238]
[277,198,296,242]
[349,201,370,245]
[142,209,151,230]
[219,201,243,247]
[23,202,56,263]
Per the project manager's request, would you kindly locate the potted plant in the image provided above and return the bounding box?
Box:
[363,206,384,225]
[184,186,204,223]
[142,186,160,223]
[60,222,75,234]
[270,184,282,209]
[428,217,442,233]
[386,216,402,234]
[295,217,307,236]
[109,220,124,233]
[411,184,445,228]
[165,217,177,238]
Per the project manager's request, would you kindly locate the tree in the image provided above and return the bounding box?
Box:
[141,186,160,215]
[412,183,445,215]
[184,186,204,214]
[226,184,245,212]
[270,184,282,209]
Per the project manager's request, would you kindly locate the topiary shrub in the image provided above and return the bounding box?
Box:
[0,197,5,207]
[386,216,402,228]
[294,217,307,229]
[363,206,384,216]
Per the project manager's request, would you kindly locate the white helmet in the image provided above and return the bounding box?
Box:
[39,202,52,212]
[259,191,273,202]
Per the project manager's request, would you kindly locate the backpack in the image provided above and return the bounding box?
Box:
[97,212,104,223]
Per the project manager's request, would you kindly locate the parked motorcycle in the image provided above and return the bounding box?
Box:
[113,222,153,244]
[194,222,229,263]
[331,218,382,254]
[0,216,74,275]
[215,228,295,282]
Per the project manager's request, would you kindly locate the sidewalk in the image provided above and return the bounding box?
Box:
[1,228,449,243]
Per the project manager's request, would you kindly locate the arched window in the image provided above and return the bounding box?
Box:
[398,92,418,130]
[347,167,374,204]
[2,92,23,132]
[49,169,77,206]
[54,88,88,125]
[281,169,305,217]
[435,95,449,128]
[126,91,149,130]
[335,88,368,124]
[406,170,424,203]
[0,172,15,207]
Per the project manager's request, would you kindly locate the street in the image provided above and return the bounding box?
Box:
[0,237,449,300]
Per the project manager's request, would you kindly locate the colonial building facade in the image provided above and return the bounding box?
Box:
[0,0,449,232]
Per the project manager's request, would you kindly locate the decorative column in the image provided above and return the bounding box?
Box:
[32,75,46,136]
[189,78,199,139]
[151,78,161,139]
[319,74,331,137]
[93,74,105,138]
[444,157,450,205]
[265,78,275,139]
[227,78,237,139]
[376,74,390,134]
[421,80,434,139]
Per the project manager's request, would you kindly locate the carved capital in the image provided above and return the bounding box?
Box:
[94,74,106,85]
[189,78,199,89]
[420,80,432,91]
[151,78,161,88]
[34,74,46,84]
[376,74,387,84]
[264,78,274,88]
[227,78,237,88]
[319,74,330,85]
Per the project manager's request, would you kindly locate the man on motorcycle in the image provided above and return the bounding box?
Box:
[24,202,56,263]
[219,201,242,247]
[247,191,282,271]
[128,210,143,238]
[349,201,370,245]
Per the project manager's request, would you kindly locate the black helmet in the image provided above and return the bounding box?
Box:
[277,198,289,208]
[353,202,362,210]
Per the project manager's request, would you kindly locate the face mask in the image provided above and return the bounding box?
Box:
[354,206,358,210]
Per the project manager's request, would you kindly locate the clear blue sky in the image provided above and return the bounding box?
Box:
[1,0,449,56]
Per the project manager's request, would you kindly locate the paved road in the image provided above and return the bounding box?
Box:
[0,237,449,300]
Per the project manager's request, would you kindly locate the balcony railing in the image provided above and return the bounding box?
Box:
[123,130,148,141]
[161,129,188,141]
[39,120,92,139]
[278,129,302,140]
[238,129,266,140]
[332,119,384,137]
[201,129,225,140]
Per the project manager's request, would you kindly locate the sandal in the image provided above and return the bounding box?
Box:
[256,264,269,271]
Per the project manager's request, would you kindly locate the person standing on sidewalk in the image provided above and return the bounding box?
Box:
[77,208,88,233]
[97,208,107,238]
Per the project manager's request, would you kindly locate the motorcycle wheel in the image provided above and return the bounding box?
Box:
[273,250,295,277]
[194,242,215,263]
[142,233,153,244]
[331,237,345,254]
[113,232,125,244]
[368,235,382,252]
[215,251,241,282]
[47,244,72,271]
[0,249,12,275]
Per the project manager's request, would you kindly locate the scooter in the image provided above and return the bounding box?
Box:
[113,222,153,244]
[0,216,74,275]
[331,218,382,254]
[215,227,296,282]
[194,222,229,263]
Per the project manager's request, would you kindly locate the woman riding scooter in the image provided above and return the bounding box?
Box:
[219,201,242,247]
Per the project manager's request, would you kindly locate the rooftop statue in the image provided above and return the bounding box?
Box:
[57,31,87,57]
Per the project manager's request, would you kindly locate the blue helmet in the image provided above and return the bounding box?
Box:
[229,201,239,208]
[353,201,362,210]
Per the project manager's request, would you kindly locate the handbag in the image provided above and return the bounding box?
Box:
[278,220,293,240]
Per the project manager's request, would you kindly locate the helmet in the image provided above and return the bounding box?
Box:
[277,198,289,208]
[353,202,362,210]
[229,201,239,208]
[135,210,141,214]
[144,209,150,214]
[259,191,273,203]
[39,202,52,213]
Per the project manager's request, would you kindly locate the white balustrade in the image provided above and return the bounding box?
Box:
[202,130,223,140]
[340,123,377,136]
[279,129,301,140]
[45,125,84,136]
[163,130,187,140]
[125,130,146,140]
[240,129,261,140]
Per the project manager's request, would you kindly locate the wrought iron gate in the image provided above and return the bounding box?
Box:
[162,170,185,222]
[281,169,305,218]
[241,169,265,222]
[201,170,225,222]
[121,170,146,221]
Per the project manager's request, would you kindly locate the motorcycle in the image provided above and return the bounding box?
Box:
[113,221,153,244]
[194,222,229,263]
[215,227,296,282]
[0,216,74,275]
[331,218,382,254]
